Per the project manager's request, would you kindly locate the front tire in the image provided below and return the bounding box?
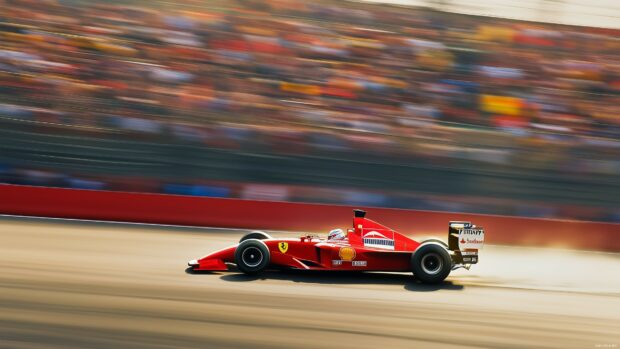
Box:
[235,239,270,274]
[411,243,452,284]
[239,231,272,243]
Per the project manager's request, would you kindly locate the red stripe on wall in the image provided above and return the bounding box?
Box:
[1,184,618,251]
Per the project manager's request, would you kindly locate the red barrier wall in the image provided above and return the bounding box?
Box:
[1,184,618,251]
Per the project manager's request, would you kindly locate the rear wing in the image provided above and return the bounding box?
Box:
[448,221,484,264]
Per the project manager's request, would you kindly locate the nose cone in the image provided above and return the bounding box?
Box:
[188,259,198,267]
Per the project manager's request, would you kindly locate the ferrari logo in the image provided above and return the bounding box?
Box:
[278,242,288,254]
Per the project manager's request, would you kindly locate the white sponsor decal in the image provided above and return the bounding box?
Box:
[363,239,395,250]
[363,231,395,250]
[333,260,367,266]
[462,256,478,263]
[450,222,472,229]
[458,229,485,250]
[363,230,389,239]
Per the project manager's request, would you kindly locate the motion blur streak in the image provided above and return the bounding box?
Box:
[1,0,619,223]
[1,217,618,349]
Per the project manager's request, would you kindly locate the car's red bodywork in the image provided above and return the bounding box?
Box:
[190,211,428,272]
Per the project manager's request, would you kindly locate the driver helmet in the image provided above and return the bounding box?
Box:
[328,228,345,241]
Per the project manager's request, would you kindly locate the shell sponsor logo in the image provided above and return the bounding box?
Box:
[338,246,356,261]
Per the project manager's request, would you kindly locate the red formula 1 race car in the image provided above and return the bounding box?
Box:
[188,210,485,284]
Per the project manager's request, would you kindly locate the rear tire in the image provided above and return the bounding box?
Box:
[235,239,270,274]
[419,238,448,249]
[411,243,452,284]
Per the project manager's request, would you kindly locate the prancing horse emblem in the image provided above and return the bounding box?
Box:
[278,242,288,254]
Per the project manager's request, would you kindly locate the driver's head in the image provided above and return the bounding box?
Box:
[328,228,345,241]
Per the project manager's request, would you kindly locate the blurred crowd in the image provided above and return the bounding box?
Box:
[0,0,618,222]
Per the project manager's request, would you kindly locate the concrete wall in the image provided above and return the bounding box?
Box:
[1,184,618,251]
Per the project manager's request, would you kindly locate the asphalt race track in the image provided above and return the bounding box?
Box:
[1,217,619,349]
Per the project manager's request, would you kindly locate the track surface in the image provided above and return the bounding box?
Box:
[1,217,619,349]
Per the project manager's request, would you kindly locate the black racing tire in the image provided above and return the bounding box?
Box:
[239,231,272,243]
[411,243,452,284]
[419,238,448,249]
[235,239,270,274]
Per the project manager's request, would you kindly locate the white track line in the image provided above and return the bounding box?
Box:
[0,214,310,234]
